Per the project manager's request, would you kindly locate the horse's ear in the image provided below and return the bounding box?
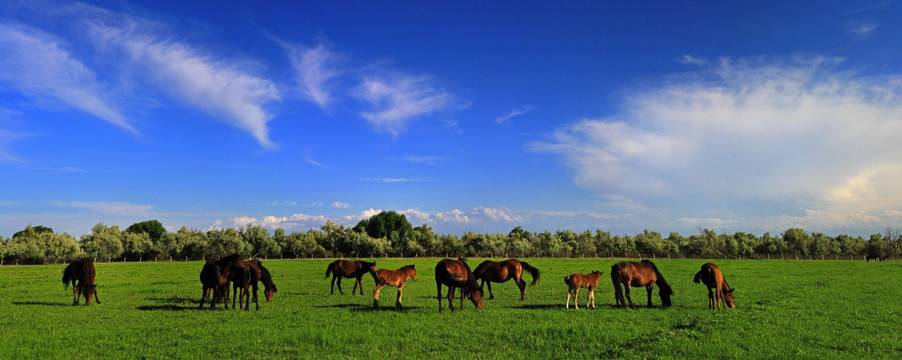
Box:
[725,288,735,293]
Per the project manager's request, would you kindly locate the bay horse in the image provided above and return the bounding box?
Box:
[62,258,100,305]
[611,260,673,309]
[231,262,259,310]
[198,253,245,309]
[370,265,417,309]
[435,258,484,312]
[564,271,602,310]
[693,262,735,309]
[324,259,376,295]
[244,259,278,302]
[473,259,540,300]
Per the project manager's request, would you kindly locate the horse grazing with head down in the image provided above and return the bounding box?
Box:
[473,259,540,300]
[564,271,602,310]
[230,262,259,311]
[62,258,100,305]
[371,265,417,310]
[324,259,376,295]
[693,262,735,309]
[611,260,673,309]
[435,258,484,312]
[244,259,278,302]
[198,253,245,309]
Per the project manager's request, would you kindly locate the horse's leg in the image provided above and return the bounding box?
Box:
[436,282,443,313]
[624,285,636,309]
[715,282,723,310]
[707,286,715,309]
[330,275,336,294]
[566,287,572,309]
[486,281,494,300]
[517,276,527,300]
[396,285,403,310]
[337,276,345,295]
[589,286,596,309]
[72,284,79,305]
[373,283,383,309]
[353,277,363,295]
[447,287,456,311]
[645,285,653,308]
[93,287,100,305]
[574,287,580,310]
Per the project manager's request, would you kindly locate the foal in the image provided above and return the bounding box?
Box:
[371,265,417,309]
[564,271,602,309]
[693,262,735,309]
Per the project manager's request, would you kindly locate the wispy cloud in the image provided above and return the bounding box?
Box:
[83,14,282,149]
[356,74,458,135]
[51,200,154,216]
[0,22,134,133]
[285,43,342,109]
[678,54,708,66]
[362,177,429,183]
[847,22,878,40]
[495,105,535,124]
[532,56,902,232]
[402,155,446,165]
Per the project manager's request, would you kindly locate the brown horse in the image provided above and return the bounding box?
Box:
[473,259,540,300]
[371,265,417,309]
[62,259,100,305]
[693,262,735,309]
[244,259,278,302]
[564,271,602,310]
[229,262,261,311]
[324,259,376,295]
[198,253,245,309]
[611,260,673,309]
[435,258,484,312]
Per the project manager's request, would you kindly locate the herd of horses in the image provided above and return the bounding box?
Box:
[59,256,736,311]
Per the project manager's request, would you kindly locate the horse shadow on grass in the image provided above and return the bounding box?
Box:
[12,301,72,307]
[351,305,424,313]
[137,296,202,311]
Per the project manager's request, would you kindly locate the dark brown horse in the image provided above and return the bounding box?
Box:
[611,260,673,309]
[62,259,100,305]
[693,262,735,309]
[564,271,602,310]
[324,259,376,295]
[198,253,245,309]
[435,258,484,312]
[371,265,417,309]
[231,262,259,310]
[244,259,277,302]
[473,259,540,300]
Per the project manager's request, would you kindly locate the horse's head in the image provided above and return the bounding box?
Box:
[410,265,418,281]
[362,261,376,272]
[723,288,736,308]
[658,283,674,307]
[468,287,484,309]
[265,284,278,302]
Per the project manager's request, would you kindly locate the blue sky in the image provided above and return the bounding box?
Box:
[1,0,901,238]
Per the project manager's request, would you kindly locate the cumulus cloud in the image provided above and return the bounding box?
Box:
[0,22,134,133]
[532,57,902,232]
[331,201,350,209]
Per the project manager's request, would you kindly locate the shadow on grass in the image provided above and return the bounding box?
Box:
[312,303,368,309]
[351,304,424,312]
[12,301,72,307]
[137,304,198,311]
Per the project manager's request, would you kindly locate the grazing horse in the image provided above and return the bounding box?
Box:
[611,260,673,309]
[473,259,540,300]
[866,255,882,262]
[564,271,602,310]
[371,265,417,309]
[435,258,484,312]
[324,260,376,295]
[231,263,259,310]
[693,262,735,310]
[198,253,245,309]
[244,259,278,302]
[62,259,100,305]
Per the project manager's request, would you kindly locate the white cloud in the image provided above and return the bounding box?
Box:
[532,57,902,233]
[331,201,350,209]
[0,22,134,133]
[356,74,457,135]
[84,13,281,149]
[362,177,428,183]
[678,55,708,66]
[285,43,342,109]
[495,105,535,124]
[848,22,878,40]
[52,201,153,216]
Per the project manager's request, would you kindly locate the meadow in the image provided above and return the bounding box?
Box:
[0,257,899,359]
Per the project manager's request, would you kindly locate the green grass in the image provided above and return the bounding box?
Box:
[1,258,900,359]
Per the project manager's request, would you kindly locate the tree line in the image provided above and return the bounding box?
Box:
[1,211,899,264]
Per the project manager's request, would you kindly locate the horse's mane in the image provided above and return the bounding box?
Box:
[641,260,669,286]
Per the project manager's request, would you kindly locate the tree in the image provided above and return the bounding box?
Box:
[80,223,124,260]
[354,211,414,255]
[121,231,153,260]
[13,225,53,239]
[783,228,811,257]
[240,224,280,257]
[125,220,166,242]
[206,228,251,258]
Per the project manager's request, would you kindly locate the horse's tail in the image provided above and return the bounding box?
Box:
[520,261,540,286]
[324,260,336,279]
[693,269,703,284]
[62,263,74,288]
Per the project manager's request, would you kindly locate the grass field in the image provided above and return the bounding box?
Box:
[0,258,900,359]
